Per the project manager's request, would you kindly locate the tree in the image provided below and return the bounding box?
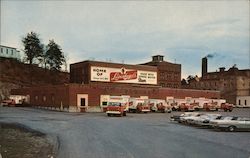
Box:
[181,79,188,85]
[22,32,44,64]
[45,40,65,71]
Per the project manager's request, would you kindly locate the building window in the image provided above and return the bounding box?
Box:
[6,49,8,54]
[1,48,3,53]
[245,100,247,105]
[102,102,108,106]
[11,49,14,55]
[43,96,46,102]
[51,94,55,103]
[238,99,241,105]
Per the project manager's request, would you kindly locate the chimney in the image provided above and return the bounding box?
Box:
[219,67,225,72]
[202,57,207,77]
[152,55,164,62]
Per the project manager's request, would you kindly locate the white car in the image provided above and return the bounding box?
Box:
[171,112,199,122]
[193,114,222,126]
[185,113,208,125]
[211,117,250,132]
[179,113,202,124]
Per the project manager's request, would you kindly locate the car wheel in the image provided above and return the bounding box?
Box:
[123,112,126,116]
[228,126,236,132]
[107,113,111,117]
[229,109,232,112]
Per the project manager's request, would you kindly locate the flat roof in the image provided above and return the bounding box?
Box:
[0,45,17,49]
[70,60,157,71]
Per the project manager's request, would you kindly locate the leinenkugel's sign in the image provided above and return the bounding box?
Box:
[91,66,157,85]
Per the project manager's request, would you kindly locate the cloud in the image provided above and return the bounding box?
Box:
[1,1,249,76]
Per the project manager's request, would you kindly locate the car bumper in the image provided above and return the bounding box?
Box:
[106,111,122,114]
[141,109,150,112]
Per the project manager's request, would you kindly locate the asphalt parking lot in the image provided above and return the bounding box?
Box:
[0,107,250,158]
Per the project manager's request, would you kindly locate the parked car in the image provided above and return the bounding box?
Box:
[211,117,250,132]
[1,99,15,107]
[193,114,222,126]
[184,113,207,125]
[170,112,196,122]
[178,112,201,123]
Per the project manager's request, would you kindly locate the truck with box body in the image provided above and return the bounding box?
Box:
[147,99,171,113]
[128,98,150,113]
[101,95,130,112]
[106,101,127,116]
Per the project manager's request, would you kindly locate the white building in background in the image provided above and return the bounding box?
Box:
[0,45,21,60]
[236,96,250,108]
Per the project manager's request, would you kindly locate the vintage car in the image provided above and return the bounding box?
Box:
[211,117,250,132]
[1,99,15,107]
[192,114,222,126]
[184,113,207,125]
[177,112,201,123]
[170,112,196,122]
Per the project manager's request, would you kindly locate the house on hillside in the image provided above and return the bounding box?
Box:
[0,45,21,60]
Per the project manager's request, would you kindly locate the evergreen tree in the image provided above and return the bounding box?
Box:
[46,40,65,71]
[22,32,43,64]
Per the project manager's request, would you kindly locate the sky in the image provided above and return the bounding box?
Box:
[1,0,249,78]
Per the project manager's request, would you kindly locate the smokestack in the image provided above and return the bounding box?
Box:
[202,57,207,77]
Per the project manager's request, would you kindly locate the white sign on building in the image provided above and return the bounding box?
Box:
[91,66,157,85]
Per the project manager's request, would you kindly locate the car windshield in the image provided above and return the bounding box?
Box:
[237,117,250,121]
[219,116,238,120]
[108,102,121,106]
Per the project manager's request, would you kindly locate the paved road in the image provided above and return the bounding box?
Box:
[0,107,250,158]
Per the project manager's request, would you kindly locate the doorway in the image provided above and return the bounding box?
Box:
[77,94,88,112]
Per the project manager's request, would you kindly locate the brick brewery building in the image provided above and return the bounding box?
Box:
[183,57,250,105]
[70,55,181,88]
[12,55,220,112]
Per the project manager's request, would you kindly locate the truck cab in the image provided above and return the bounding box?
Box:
[148,99,171,113]
[129,98,150,113]
[106,102,127,117]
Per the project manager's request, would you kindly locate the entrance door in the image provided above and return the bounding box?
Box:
[77,94,88,112]
[80,98,86,106]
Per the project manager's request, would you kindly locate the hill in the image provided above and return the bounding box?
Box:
[0,57,69,101]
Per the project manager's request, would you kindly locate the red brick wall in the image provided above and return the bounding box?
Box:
[12,84,220,108]
[67,84,220,107]
[12,85,69,108]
